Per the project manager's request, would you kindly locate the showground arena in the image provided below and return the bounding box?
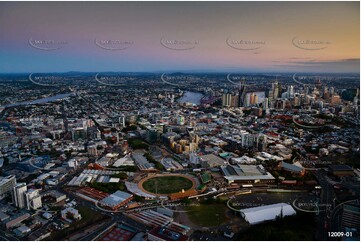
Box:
[138,173,198,197]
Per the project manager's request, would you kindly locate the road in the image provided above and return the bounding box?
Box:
[0,229,19,241]
[313,169,336,240]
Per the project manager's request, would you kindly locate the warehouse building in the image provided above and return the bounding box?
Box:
[100,191,133,210]
[221,164,275,184]
[328,165,354,177]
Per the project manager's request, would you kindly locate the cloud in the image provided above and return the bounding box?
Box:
[286,58,359,66]
[271,58,360,73]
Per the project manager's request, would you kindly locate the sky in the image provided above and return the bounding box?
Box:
[0,1,359,73]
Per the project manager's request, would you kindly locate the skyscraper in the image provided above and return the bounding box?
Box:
[222,93,232,107]
[271,80,279,100]
[25,189,42,210]
[238,78,247,107]
[12,183,27,209]
[263,97,269,109]
[230,94,239,107]
[0,175,16,198]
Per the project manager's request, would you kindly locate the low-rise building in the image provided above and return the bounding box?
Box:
[148,227,188,241]
[100,190,133,210]
[221,164,275,184]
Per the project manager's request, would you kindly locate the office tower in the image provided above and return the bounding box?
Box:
[263,98,269,109]
[230,94,239,107]
[0,175,16,198]
[12,183,27,209]
[25,189,42,210]
[293,95,300,106]
[222,93,232,107]
[249,93,255,105]
[238,78,247,107]
[189,152,199,165]
[249,93,258,105]
[271,80,279,100]
[287,85,294,98]
[354,88,359,105]
[146,128,158,143]
[71,127,87,141]
[87,145,98,156]
[331,95,341,105]
[177,115,185,125]
[316,78,322,90]
[119,115,126,127]
[305,86,310,95]
[254,94,258,104]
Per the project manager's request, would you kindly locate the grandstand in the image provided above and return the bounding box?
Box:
[125,181,167,200]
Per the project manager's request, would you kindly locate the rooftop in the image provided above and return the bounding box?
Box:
[101,190,133,207]
[148,226,188,241]
[240,203,296,225]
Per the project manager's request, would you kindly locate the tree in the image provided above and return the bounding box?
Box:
[112,172,128,180]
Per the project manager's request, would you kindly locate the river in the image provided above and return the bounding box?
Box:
[178,91,203,105]
[2,93,74,108]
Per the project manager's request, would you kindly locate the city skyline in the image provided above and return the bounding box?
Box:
[0,1,359,73]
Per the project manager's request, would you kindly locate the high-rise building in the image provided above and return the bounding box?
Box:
[0,175,16,198]
[189,152,199,165]
[263,98,269,109]
[230,94,239,107]
[12,183,27,209]
[119,116,126,127]
[146,128,158,143]
[249,93,255,105]
[250,93,258,105]
[25,189,42,210]
[71,127,87,141]
[293,95,300,106]
[222,93,232,107]
[271,80,279,100]
[287,85,294,98]
[240,130,256,147]
[238,78,247,107]
[331,95,341,105]
[315,78,322,90]
[87,145,98,156]
[177,115,185,125]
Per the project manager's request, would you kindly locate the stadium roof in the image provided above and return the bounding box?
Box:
[240,203,296,225]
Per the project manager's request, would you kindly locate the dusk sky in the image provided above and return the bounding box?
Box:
[0,1,359,73]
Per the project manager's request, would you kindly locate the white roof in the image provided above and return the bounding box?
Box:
[240,203,296,225]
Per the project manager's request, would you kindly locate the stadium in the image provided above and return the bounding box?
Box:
[135,174,199,200]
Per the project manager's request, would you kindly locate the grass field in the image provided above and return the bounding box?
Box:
[236,213,316,240]
[142,176,193,194]
[187,204,228,227]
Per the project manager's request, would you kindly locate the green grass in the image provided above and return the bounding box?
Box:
[142,176,193,194]
[187,204,228,227]
[236,213,316,241]
[89,182,125,194]
[127,138,149,149]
